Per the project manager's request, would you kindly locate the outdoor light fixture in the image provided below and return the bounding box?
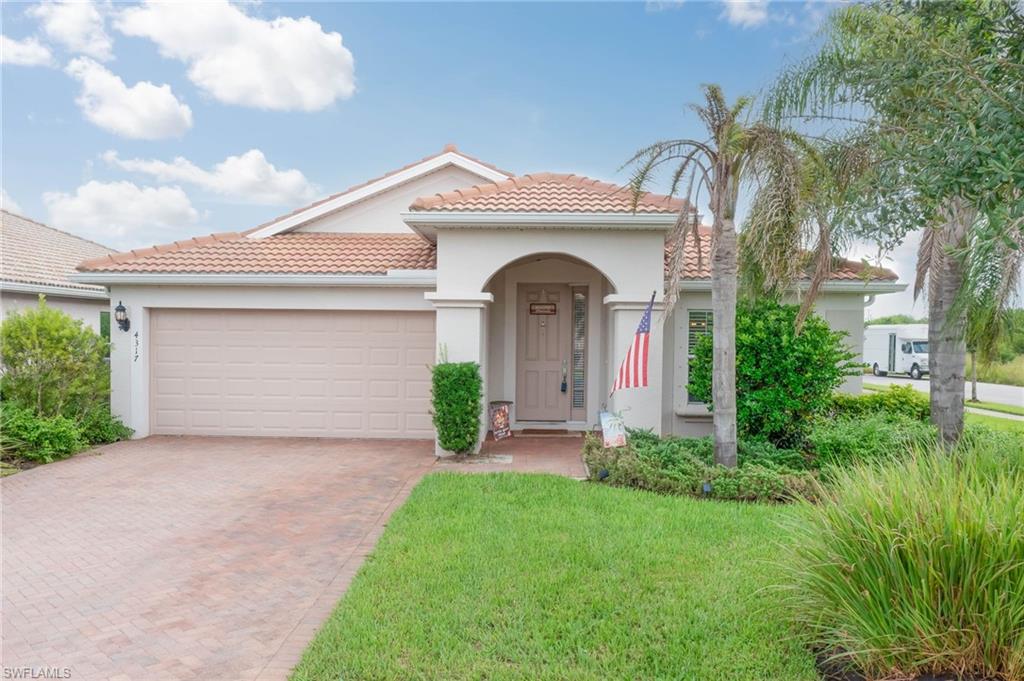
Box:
[114,301,130,332]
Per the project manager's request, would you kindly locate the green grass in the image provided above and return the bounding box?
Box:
[291,473,817,681]
[966,412,1024,433]
[965,399,1024,417]
[967,354,1024,387]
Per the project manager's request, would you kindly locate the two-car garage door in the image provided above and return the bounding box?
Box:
[150,309,435,438]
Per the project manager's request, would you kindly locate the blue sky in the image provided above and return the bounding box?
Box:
[2,1,922,316]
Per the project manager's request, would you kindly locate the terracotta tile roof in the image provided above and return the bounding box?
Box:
[1,210,114,292]
[410,173,688,214]
[77,233,436,274]
[245,145,514,235]
[669,228,898,282]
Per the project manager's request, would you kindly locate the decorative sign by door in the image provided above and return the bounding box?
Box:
[489,401,512,440]
[529,303,557,315]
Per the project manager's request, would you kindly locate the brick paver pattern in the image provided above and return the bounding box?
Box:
[2,434,587,681]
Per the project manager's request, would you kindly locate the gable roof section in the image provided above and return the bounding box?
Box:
[669,228,898,282]
[1,210,113,295]
[409,173,687,214]
[77,233,435,275]
[246,145,513,239]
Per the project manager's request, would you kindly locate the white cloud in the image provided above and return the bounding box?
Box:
[28,0,113,61]
[720,0,770,28]
[65,57,192,139]
[103,149,318,205]
[115,0,356,112]
[1,34,56,66]
[43,180,199,248]
[2,188,24,213]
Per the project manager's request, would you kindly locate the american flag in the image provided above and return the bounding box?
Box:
[610,292,656,395]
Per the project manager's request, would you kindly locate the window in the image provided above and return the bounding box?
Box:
[571,289,586,411]
[912,341,928,354]
[687,310,713,404]
[901,341,912,354]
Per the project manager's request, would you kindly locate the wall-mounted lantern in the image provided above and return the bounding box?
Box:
[114,301,130,332]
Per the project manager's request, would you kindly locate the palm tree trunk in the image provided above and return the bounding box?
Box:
[970,352,978,402]
[711,215,739,468]
[929,201,971,446]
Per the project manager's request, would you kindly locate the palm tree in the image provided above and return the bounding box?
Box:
[625,84,802,468]
[763,2,1023,445]
[741,134,879,330]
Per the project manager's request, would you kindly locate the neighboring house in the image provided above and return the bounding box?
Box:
[74,146,904,449]
[1,210,114,333]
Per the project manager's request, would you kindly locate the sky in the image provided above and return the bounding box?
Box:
[2,0,925,318]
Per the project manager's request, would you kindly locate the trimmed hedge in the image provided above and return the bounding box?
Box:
[829,384,930,421]
[431,362,483,454]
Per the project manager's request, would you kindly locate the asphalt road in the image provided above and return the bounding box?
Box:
[864,374,1024,408]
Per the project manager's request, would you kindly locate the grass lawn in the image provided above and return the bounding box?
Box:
[965,399,1024,417]
[965,412,1024,433]
[291,473,817,681]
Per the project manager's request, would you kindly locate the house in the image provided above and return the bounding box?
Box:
[74,146,904,450]
[1,210,114,333]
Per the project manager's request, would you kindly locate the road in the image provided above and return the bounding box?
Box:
[864,374,1024,408]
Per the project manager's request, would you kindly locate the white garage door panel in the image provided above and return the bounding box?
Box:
[150,309,435,438]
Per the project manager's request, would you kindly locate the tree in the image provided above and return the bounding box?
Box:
[626,84,803,467]
[766,1,1024,444]
[741,134,883,330]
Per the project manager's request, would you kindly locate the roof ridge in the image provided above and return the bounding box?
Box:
[244,145,514,235]
[408,171,687,211]
[1,209,116,252]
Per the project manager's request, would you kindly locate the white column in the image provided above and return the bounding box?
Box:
[425,292,492,455]
[109,288,150,438]
[605,295,665,434]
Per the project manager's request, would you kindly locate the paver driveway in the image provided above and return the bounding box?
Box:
[2,436,435,681]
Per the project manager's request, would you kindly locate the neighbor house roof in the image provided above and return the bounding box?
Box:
[77,233,436,274]
[409,173,688,214]
[1,210,113,294]
[670,228,898,282]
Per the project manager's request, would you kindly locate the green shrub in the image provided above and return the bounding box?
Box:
[0,404,85,463]
[79,406,133,445]
[829,384,930,421]
[806,413,935,470]
[583,433,817,503]
[782,433,1024,679]
[1,298,110,419]
[688,299,858,446]
[431,362,483,454]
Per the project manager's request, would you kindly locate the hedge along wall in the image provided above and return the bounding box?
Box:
[431,361,483,454]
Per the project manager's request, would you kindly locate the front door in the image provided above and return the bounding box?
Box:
[516,284,571,421]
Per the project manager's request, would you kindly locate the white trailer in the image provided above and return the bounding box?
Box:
[863,324,930,379]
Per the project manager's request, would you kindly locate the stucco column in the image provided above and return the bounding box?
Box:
[604,295,665,434]
[425,292,492,455]
[108,290,150,438]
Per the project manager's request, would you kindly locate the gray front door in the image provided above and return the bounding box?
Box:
[516,284,571,421]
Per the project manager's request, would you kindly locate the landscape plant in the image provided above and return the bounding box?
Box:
[781,431,1024,680]
[687,299,858,446]
[0,299,131,464]
[626,84,805,467]
[430,361,483,454]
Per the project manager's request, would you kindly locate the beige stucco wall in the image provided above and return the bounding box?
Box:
[293,167,490,234]
[107,284,434,438]
[663,289,870,438]
[432,227,667,436]
[1,290,108,332]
